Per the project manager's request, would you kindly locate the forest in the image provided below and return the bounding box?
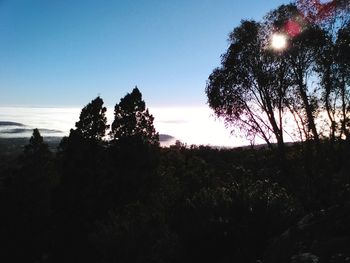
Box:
[1,1,350,263]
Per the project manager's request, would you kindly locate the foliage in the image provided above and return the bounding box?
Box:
[75,96,109,141]
[207,2,350,146]
[206,20,290,151]
[0,129,53,262]
[110,87,159,146]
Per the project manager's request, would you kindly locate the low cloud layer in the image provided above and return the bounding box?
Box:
[0,106,244,147]
[0,120,64,138]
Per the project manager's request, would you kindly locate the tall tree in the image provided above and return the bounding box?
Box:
[110,87,159,146]
[24,128,50,156]
[296,0,350,140]
[108,87,160,205]
[206,20,290,158]
[288,27,323,142]
[335,22,350,139]
[74,96,109,141]
[267,4,323,142]
[314,29,338,140]
[53,97,109,262]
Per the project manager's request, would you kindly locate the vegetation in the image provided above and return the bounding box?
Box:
[0,1,350,263]
[206,2,350,155]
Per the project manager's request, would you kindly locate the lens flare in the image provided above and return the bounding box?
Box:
[285,20,302,37]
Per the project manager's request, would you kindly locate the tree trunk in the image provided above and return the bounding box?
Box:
[298,81,319,142]
[340,78,349,139]
[325,86,336,141]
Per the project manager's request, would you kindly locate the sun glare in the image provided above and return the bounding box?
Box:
[271,33,287,50]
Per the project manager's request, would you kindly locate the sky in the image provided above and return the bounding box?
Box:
[0,0,292,146]
[0,0,291,107]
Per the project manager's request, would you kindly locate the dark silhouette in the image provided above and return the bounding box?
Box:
[110,86,159,146]
[52,97,110,262]
[0,129,53,262]
[0,119,349,263]
[0,3,350,263]
[206,3,350,177]
[75,96,109,141]
[206,19,290,160]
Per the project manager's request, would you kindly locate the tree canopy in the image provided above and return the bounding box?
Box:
[110,87,159,146]
[24,128,50,156]
[206,19,291,154]
[75,96,109,141]
[206,2,350,150]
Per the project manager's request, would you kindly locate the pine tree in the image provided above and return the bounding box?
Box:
[110,87,159,146]
[24,128,49,156]
[75,96,109,141]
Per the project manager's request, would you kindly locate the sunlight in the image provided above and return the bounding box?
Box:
[271,33,287,50]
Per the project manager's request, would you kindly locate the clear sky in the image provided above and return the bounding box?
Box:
[0,0,291,108]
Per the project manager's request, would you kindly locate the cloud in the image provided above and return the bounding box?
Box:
[0,106,247,147]
[159,134,175,141]
[0,121,25,127]
[0,128,62,134]
[0,118,63,137]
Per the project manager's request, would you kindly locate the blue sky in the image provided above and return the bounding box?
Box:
[0,0,290,107]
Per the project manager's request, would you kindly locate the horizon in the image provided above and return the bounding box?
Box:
[0,105,257,147]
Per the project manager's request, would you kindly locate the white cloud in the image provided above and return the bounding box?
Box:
[0,106,248,147]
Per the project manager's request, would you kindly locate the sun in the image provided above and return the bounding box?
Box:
[271,33,287,50]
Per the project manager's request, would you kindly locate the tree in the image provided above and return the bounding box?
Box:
[266,4,324,142]
[74,96,109,141]
[207,3,345,150]
[108,87,160,205]
[335,22,350,139]
[1,129,53,262]
[206,20,290,158]
[296,0,350,29]
[296,1,350,140]
[288,28,323,142]
[53,97,109,262]
[24,128,50,156]
[110,87,159,146]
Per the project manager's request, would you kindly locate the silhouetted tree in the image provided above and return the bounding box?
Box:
[267,4,324,142]
[297,0,350,28]
[206,3,350,149]
[294,0,350,141]
[105,87,160,207]
[206,20,290,160]
[24,128,50,155]
[53,97,109,262]
[1,129,53,262]
[110,87,159,146]
[335,22,350,139]
[75,96,109,141]
[312,28,339,141]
